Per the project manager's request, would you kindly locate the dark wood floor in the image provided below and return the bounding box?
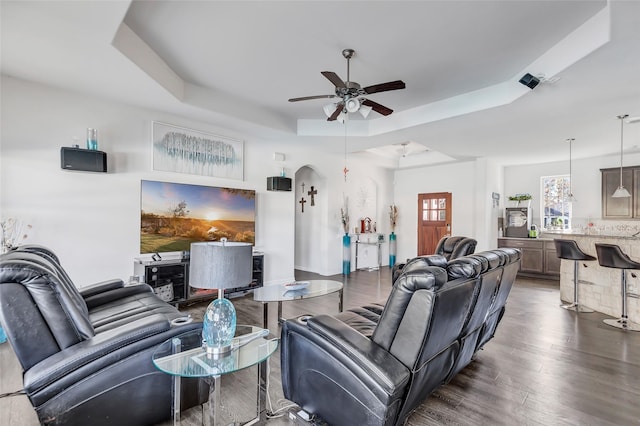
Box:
[2,268,639,425]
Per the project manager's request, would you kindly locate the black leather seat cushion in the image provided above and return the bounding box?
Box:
[595,243,640,269]
[555,239,596,261]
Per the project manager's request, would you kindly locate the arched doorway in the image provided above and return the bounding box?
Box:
[294,165,327,274]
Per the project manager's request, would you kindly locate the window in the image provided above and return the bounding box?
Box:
[541,175,572,229]
[422,197,447,221]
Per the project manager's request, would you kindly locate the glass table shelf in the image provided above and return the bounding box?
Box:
[152,325,278,426]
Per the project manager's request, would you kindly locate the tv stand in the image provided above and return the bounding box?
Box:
[133,253,264,305]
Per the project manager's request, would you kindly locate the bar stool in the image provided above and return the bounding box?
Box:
[554,239,595,312]
[595,243,640,331]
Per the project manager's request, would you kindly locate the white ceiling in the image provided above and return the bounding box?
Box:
[2,1,639,168]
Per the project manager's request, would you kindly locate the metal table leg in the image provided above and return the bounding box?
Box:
[262,302,268,329]
[243,357,270,425]
[171,338,181,426]
[203,375,221,426]
[277,301,284,324]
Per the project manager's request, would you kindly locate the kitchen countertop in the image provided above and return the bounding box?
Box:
[540,231,640,240]
[498,236,554,241]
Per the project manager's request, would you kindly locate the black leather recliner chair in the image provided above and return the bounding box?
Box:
[391,235,477,284]
[434,235,478,260]
[280,248,520,426]
[0,246,206,425]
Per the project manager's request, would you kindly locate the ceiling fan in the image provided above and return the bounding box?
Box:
[288,48,406,121]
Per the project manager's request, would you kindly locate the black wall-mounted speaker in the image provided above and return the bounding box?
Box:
[518,73,540,89]
[60,147,107,173]
[266,176,292,191]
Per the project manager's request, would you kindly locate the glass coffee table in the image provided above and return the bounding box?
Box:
[252,280,344,328]
[152,325,278,426]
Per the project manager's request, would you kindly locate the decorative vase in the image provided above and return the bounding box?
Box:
[389,232,397,267]
[342,233,351,275]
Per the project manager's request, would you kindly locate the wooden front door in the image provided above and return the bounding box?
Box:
[418,192,452,255]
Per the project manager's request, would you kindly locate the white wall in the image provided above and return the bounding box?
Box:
[478,157,504,250]
[393,159,488,263]
[294,160,394,275]
[294,166,324,272]
[0,75,395,286]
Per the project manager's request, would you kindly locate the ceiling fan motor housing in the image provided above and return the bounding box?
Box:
[336,81,365,98]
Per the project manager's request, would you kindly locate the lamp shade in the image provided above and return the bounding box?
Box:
[612,186,631,198]
[189,241,252,290]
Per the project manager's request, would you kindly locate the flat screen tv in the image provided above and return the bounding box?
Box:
[140,180,255,254]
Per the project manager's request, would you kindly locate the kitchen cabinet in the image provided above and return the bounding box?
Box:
[601,166,636,219]
[498,238,559,280]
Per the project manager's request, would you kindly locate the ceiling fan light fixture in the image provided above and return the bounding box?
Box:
[345,97,360,113]
[323,103,336,118]
[359,104,372,118]
[336,112,346,124]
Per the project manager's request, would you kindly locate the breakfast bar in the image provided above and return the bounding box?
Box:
[545,232,640,324]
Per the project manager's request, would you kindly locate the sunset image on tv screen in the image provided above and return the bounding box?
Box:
[140,180,255,254]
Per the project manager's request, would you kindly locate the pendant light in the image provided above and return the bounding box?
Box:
[612,114,631,198]
[566,138,577,202]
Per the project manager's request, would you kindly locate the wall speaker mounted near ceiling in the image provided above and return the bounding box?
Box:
[60,147,107,172]
[519,73,540,90]
[266,176,292,191]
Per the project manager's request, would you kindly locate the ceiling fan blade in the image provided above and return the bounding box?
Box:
[363,80,406,95]
[362,99,393,116]
[288,94,336,102]
[321,71,346,89]
[327,104,344,121]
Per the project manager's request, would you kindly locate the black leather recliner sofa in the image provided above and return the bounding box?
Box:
[281,247,520,426]
[0,245,206,425]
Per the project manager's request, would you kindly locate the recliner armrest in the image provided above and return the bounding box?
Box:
[290,315,410,395]
[79,278,125,298]
[23,313,192,395]
[83,283,153,309]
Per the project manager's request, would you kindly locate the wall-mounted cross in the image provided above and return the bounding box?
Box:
[307,186,317,206]
[299,197,306,213]
[301,182,306,193]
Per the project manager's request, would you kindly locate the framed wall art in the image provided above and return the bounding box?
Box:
[152,121,244,180]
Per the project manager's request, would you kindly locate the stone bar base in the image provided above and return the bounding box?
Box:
[551,233,640,324]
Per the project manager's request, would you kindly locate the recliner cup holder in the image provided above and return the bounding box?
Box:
[297,315,312,324]
[170,316,193,326]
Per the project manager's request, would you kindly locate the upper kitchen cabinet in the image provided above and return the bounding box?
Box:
[601,166,635,219]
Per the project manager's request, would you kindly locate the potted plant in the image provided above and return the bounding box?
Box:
[508,193,532,207]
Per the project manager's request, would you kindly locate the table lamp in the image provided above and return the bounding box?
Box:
[189,239,252,356]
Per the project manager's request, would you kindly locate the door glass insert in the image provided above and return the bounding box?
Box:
[422,197,448,222]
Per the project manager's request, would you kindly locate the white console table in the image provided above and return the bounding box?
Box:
[353,234,384,271]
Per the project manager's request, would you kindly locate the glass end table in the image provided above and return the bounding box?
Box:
[252,280,344,328]
[152,325,278,426]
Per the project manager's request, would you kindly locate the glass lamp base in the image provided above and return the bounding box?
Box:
[202,296,236,355]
